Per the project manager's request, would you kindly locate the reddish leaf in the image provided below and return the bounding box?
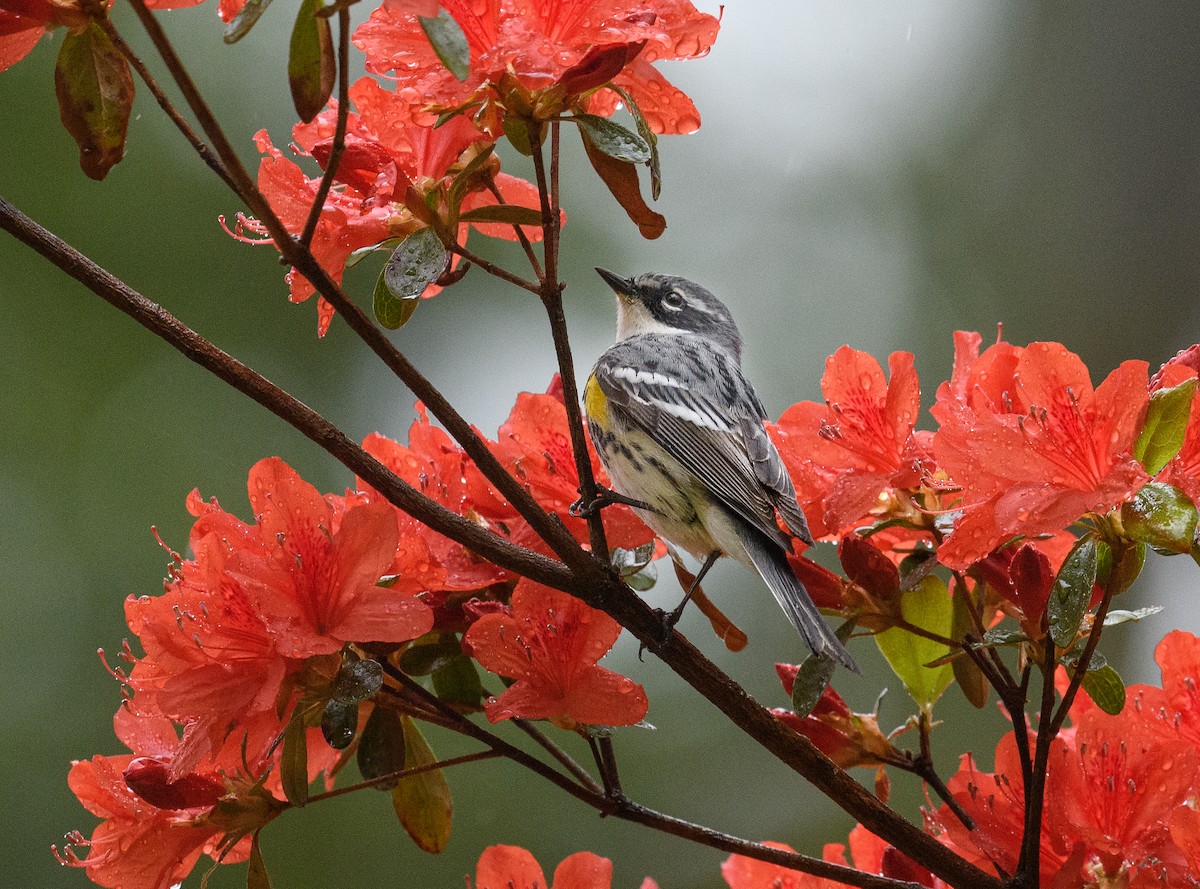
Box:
[54,21,133,180]
[558,41,645,95]
[581,133,664,239]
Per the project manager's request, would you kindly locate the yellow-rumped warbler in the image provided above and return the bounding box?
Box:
[583,269,857,671]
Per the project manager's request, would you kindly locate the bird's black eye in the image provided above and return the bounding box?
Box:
[662,290,686,310]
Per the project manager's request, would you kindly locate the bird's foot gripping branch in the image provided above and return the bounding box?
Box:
[3,2,1200,889]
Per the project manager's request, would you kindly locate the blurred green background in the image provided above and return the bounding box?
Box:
[3,2,1200,888]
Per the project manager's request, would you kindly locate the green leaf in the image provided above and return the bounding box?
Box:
[373,265,420,330]
[503,116,536,156]
[331,656,384,704]
[392,717,452,853]
[790,652,836,717]
[611,541,657,577]
[571,113,651,164]
[458,205,545,226]
[1107,542,1146,594]
[606,85,661,199]
[418,8,470,82]
[383,227,448,301]
[320,699,359,749]
[1104,605,1163,626]
[400,633,462,676]
[1080,663,1126,715]
[624,563,657,592]
[289,0,335,124]
[357,705,406,789]
[1134,378,1196,475]
[951,582,987,709]
[1048,539,1098,648]
[224,0,273,43]
[248,833,274,889]
[54,22,134,181]
[280,718,310,807]
[874,576,954,708]
[432,653,484,706]
[1122,482,1198,554]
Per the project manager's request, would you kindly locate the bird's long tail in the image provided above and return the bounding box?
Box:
[742,532,859,672]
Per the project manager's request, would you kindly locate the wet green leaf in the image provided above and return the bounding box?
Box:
[373,265,420,330]
[320,699,358,749]
[1134,378,1196,475]
[1103,605,1163,626]
[790,652,836,717]
[400,633,462,676]
[1080,663,1126,715]
[392,717,452,853]
[874,576,954,708]
[331,656,384,704]
[358,705,406,790]
[607,84,661,199]
[54,22,133,181]
[1048,539,1098,648]
[224,0,273,43]
[419,8,469,82]
[1122,482,1198,554]
[288,0,335,124]
[572,113,651,164]
[383,227,447,301]
[611,541,656,577]
[432,653,483,706]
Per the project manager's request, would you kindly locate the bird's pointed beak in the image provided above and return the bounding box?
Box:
[595,267,635,298]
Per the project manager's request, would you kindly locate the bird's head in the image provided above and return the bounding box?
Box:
[595,268,742,360]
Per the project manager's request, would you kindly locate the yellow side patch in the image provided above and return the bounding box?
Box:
[584,374,609,428]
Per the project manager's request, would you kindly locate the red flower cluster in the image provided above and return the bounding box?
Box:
[721,830,943,889]
[473,844,657,889]
[61,386,656,889]
[355,0,720,134]
[931,631,1200,886]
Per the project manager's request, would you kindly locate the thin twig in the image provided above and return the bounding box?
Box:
[94,17,234,191]
[915,710,974,830]
[512,718,603,794]
[299,5,352,247]
[307,750,502,802]
[447,241,542,295]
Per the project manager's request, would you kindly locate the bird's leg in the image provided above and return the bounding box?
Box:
[641,550,722,658]
[569,484,655,518]
[663,550,722,629]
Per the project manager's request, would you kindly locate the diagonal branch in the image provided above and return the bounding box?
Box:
[119,0,592,574]
[0,195,572,593]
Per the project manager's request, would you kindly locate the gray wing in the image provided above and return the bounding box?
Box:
[593,335,812,547]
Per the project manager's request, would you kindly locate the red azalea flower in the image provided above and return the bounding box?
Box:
[475,845,629,889]
[931,733,1074,886]
[770,346,932,538]
[464,578,648,726]
[353,0,719,134]
[1046,704,1198,884]
[721,830,943,889]
[225,457,433,658]
[491,389,657,552]
[231,80,548,335]
[56,709,256,889]
[359,409,515,594]
[932,335,1150,569]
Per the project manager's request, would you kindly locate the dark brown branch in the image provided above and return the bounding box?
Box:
[307,750,502,802]
[511,718,602,794]
[122,0,591,576]
[531,122,609,558]
[0,195,573,593]
[447,241,542,295]
[299,5,352,248]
